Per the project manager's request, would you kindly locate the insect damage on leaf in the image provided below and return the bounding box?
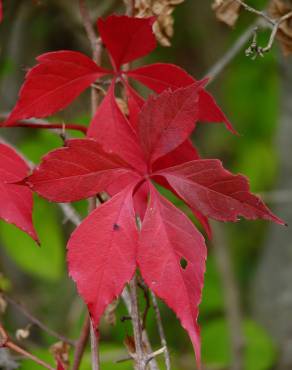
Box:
[113,223,120,231]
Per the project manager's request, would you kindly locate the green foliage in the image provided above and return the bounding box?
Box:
[0,197,64,282]
[202,318,277,370]
[200,256,225,315]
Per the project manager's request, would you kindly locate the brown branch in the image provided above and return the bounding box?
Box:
[3,295,75,346]
[211,221,244,370]
[78,0,100,63]
[129,276,147,370]
[78,0,102,116]
[151,292,171,370]
[90,320,100,370]
[137,277,150,330]
[234,0,274,24]
[72,315,90,370]
[0,324,55,370]
[1,121,87,134]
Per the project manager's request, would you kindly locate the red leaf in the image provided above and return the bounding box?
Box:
[56,360,65,370]
[138,82,205,165]
[0,142,38,241]
[133,181,149,221]
[6,51,108,125]
[152,139,199,171]
[124,80,145,129]
[97,15,156,70]
[138,184,207,366]
[68,186,138,327]
[27,139,141,203]
[88,81,146,173]
[158,160,284,224]
[127,63,236,134]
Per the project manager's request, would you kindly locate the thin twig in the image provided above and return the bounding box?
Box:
[0,324,55,370]
[90,320,100,370]
[261,11,292,53]
[206,19,260,81]
[3,295,75,346]
[78,0,100,63]
[78,0,102,115]
[60,203,82,226]
[129,276,147,370]
[1,122,87,134]
[234,0,273,24]
[72,315,91,370]
[137,277,150,330]
[207,2,292,80]
[151,292,171,370]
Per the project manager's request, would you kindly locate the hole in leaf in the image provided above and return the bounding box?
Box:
[113,223,120,231]
[180,258,188,270]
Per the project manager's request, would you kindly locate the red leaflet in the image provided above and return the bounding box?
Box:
[68,186,138,327]
[27,139,140,203]
[27,74,282,367]
[0,142,38,241]
[127,63,236,134]
[57,364,65,370]
[158,160,284,224]
[138,82,205,165]
[97,15,156,70]
[152,139,199,171]
[124,81,145,129]
[87,81,146,173]
[7,15,234,139]
[5,51,108,125]
[0,0,2,23]
[138,184,207,365]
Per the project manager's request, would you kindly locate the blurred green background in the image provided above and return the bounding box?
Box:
[1,1,291,369]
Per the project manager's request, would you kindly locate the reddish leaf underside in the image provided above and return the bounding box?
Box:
[159,160,284,224]
[127,63,236,134]
[0,142,37,241]
[97,15,156,70]
[27,139,141,203]
[67,186,138,327]
[138,185,207,366]
[5,51,108,125]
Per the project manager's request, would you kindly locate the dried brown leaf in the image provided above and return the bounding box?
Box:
[124,0,184,46]
[269,0,292,55]
[50,341,70,370]
[212,0,241,27]
[104,299,119,326]
[15,325,31,341]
